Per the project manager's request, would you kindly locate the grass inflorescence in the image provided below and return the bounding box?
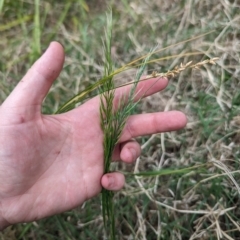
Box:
[147,58,219,79]
[99,10,154,239]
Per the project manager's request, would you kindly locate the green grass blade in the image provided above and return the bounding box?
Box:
[55,75,114,113]
[0,0,4,13]
[0,15,32,32]
[33,0,41,55]
[78,0,89,12]
[18,223,33,239]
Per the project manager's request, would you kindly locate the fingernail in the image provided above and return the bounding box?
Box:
[130,148,137,160]
[107,176,114,188]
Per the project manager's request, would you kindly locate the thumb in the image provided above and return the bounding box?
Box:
[2,42,65,113]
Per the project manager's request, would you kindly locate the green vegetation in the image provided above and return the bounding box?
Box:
[0,0,240,239]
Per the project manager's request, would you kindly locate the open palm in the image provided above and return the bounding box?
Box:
[0,42,186,229]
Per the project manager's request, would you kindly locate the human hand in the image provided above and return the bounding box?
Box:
[0,42,187,229]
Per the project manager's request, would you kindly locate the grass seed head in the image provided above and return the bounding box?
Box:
[147,58,219,79]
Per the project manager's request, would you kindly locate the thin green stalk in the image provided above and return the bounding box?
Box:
[0,15,32,32]
[33,0,41,55]
[0,0,4,13]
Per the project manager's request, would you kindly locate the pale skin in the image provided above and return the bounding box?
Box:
[0,42,187,230]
